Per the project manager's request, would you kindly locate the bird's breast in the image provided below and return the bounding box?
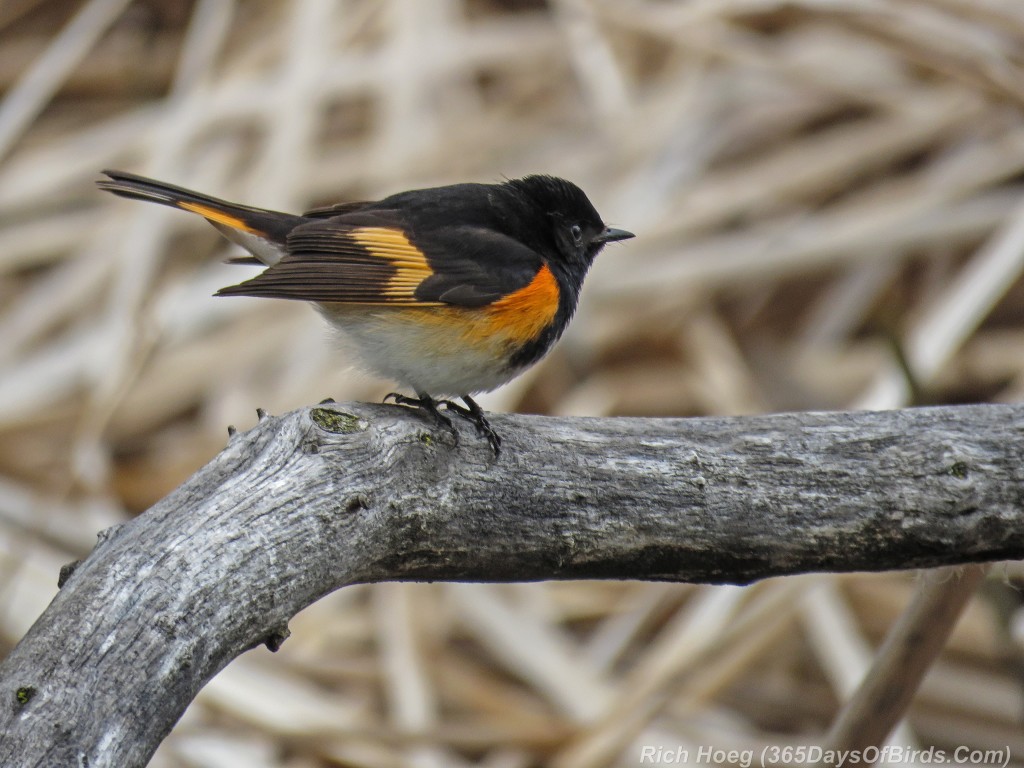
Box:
[320,269,563,395]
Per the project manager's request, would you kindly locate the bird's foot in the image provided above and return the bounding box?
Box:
[384,392,458,445]
[441,395,501,456]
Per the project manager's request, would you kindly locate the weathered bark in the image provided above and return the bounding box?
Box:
[1,402,1022,767]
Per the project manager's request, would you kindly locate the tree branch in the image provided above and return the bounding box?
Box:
[1,402,1022,766]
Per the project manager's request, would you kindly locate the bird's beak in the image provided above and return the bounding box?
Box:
[594,227,635,244]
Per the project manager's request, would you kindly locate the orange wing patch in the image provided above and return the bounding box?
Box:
[349,227,435,300]
[481,264,560,344]
[178,202,260,235]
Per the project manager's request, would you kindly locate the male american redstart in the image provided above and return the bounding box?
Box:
[97,170,633,454]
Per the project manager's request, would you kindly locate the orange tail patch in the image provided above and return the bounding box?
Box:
[178,201,260,235]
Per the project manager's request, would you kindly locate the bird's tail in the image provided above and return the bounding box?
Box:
[97,169,303,264]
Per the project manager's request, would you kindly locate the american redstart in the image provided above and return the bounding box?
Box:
[97,170,633,454]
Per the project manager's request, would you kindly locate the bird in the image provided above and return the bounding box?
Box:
[97,170,633,455]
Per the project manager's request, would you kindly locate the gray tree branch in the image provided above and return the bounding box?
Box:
[1,402,1022,767]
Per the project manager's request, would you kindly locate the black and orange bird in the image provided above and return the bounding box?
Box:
[97,170,633,455]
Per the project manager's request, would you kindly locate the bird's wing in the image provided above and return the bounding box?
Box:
[216,211,547,308]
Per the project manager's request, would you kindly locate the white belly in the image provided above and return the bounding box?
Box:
[320,305,528,396]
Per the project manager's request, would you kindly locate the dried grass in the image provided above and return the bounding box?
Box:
[1,1,1023,766]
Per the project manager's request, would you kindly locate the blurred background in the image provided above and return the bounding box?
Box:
[1,0,1024,766]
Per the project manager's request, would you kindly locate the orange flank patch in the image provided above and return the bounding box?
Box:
[367,264,559,350]
[177,202,259,234]
[350,227,434,300]
[481,263,560,344]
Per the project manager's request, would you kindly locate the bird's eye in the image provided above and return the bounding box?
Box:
[570,224,583,244]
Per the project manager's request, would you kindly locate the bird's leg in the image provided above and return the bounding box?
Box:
[442,395,501,456]
[384,391,458,443]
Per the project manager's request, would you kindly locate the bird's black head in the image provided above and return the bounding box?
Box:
[497,175,633,274]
